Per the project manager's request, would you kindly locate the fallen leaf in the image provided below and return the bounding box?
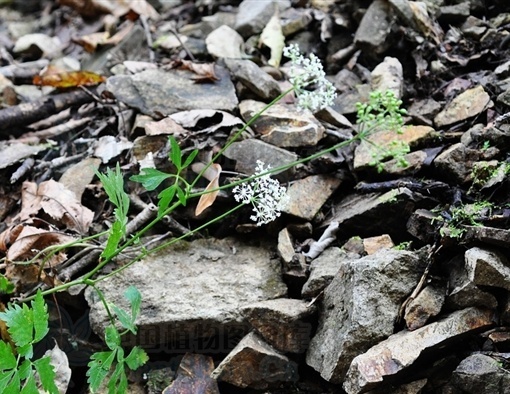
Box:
[194,164,222,216]
[171,59,219,83]
[43,341,72,394]
[91,136,133,164]
[259,11,285,67]
[33,70,106,88]
[58,0,159,19]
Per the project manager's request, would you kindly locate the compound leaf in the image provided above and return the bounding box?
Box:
[33,356,58,394]
[31,291,49,343]
[131,168,172,191]
[125,347,148,371]
[0,342,16,370]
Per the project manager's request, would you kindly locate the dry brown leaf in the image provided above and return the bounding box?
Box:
[194,163,222,216]
[72,31,110,53]
[33,64,106,88]
[171,59,219,83]
[59,0,159,19]
[16,180,93,233]
[145,117,187,136]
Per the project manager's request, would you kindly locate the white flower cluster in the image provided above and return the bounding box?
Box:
[233,161,289,226]
[283,43,337,112]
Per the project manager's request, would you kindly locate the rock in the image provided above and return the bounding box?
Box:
[301,247,360,299]
[433,142,481,184]
[235,0,291,37]
[362,235,394,255]
[343,307,495,394]
[205,25,245,59]
[462,226,510,248]
[450,353,510,393]
[224,59,281,100]
[306,248,426,383]
[223,138,298,176]
[371,57,404,99]
[465,247,510,291]
[280,175,342,220]
[211,331,298,389]
[238,100,325,148]
[277,227,294,265]
[502,293,510,325]
[380,150,428,176]
[439,2,471,22]
[85,238,287,349]
[241,298,316,353]
[365,378,428,394]
[406,209,440,243]
[13,33,61,58]
[353,125,437,170]
[354,0,396,55]
[408,98,442,125]
[325,188,418,240]
[434,85,491,127]
[106,67,238,116]
[404,282,446,330]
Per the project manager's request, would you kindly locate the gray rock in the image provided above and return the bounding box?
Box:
[451,353,510,394]
[462,226,510,248]
[354,0,396,54]
[238,100,325,148]
[241,298,316,353]
[343,308,495,394]
[433,143,481,184]
[406,209,440,243]
[280,175,342,220]
[301,247,360,299]
[224,59,281,100]
[365,378,428,394]
[235,0,291,37]
[371,57,404,99]
[404,282,446,331]
[465,247,510,291]
[434,85,491,127]
[211,331,298,389]
[306,249,426,383]
[205,25,245,59]
[439,2,471,21]
[106,67,238,116]
[223,138,298,176]
[277,227,294,265]
[85,238,287,349]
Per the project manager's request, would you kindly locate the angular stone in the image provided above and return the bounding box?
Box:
[301,247,360,299]
[434,85,491,127]
[462,225,510,248]
[362,235,394,255]
[106,67,238,116]
[211,331,298,389]
[404,282,446,331]
[281,175,342,220]
[380,150,428,176]
[241,298,316,353]
[354,0,396,54]
[205,25,245,59]
[235,0,291,37]
[277,227,294,265]
[465,247,510,291]
[306,249,426,383]
[451,353,510,394]
[239,100,325,148]
[354,125,437,170]
[343,308,495,394]
[433,142,482,184]
[371,57,404,99]
[406,209,439,243]
[224,59,281,100]
[223,139,298,176]
[85,238,287,348]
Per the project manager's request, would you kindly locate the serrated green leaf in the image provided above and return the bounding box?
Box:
[176,186,187,206]
[157,185,177,217]
[33,356,58,394]
[124,286,141,322]
[31,291,49,343]
[125,347,148,371]
[20,373,38,394]
[4,370,19,394]
[18,360,31,380]
[101,220,124,260]
[87,350,115,392]
[0,371,15,393]
[105,325,121,350]
[182,149,198,168]
[0,342,16,370]
[96,164,130,225]
[0,276,15,295]
[131,168,172,191]
[169,136,182,169]
[111,305,135,334]
[0,303,34,353]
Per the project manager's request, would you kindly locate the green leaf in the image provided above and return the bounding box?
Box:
[0,342,16,370]
[0,276,15,295]
[124,286,142,322]
[0,303,34,356]
[111,305,135,334]
[101,220,124,260]
[125,347,148,371]
[157,185,177,217]
[182,149,198,168]
[33,356,58,394]
[176,186,187,206]
[20,373,38,394]
[130,168,172,191]
[4,370,19,394]
[0,371,15,393]
[169,136,182,169]
[105,325,121,350]
[31,291,49,343]
[96,164,130,220]
[108,362,127,394]
[87,351,115,392]
[17,360,31,380]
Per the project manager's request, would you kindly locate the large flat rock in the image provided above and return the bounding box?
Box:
[85,237,287,352]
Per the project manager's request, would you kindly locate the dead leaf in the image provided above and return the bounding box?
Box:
[259,11,285,67]
[91,136,133,164]
[58,0,159,19]
[163,353,219,394]
[72,31,110,53]
[194,164,222,216]
[43,341,72,394]
[33,68,106,88]
[145,117,187,136]
[171,60,219,83]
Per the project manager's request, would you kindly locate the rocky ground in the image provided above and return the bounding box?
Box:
[0,0,510,393]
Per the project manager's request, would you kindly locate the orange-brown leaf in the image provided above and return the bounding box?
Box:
[195,164,221,216]
[33,70,106,88]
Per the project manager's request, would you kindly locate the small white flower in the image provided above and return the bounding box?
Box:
[233,160,289,226]
[283,44,337,112]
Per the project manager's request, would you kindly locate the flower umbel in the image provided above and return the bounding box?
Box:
[233,161,289,226]
[283,43,337,112]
